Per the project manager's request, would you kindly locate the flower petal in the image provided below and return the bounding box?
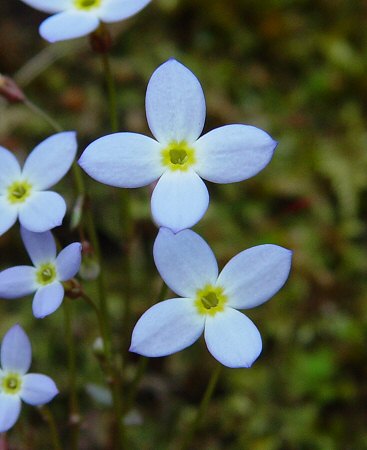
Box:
[19,0,71,14]
[0,197,18,236]
[204,308,262,368]
[40,11,99,43]
[19,191,66,232]
[20,227,56,266]
[153,228,218,298]
[22,132,77,190]
[195,125,277,183]
[0,394,21,433]
[99,0,151,22]
[145,59,206,144]
[0,266,37,299]
[79,133,163,188]
[217,244,292,309]
[55,242,82,281]
[1,325,32,374]
[32,283,64,319]
[0,146,21,192]
[130,298,205,357]
[21,374,58,406]
[151,170,209,233]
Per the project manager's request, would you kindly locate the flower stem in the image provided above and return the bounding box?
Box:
[38,405,63,450]
[23,98,63,133]
[179,365,222,450]
[100,50,118,133]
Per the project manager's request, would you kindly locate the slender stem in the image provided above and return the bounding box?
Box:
[63,299,80,450]
[38,406,63,450]
[179,365,223,450]
[24,98,62,133]
[100,51,118,133]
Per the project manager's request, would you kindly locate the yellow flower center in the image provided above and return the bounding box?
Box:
[1,373,22,395]
[74,0,101,10]
[36,263,57,286]
[195,285,227,317]
[161,141,196,172]
[7,180,32,204]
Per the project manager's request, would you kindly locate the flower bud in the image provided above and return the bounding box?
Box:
[0,75,25,103]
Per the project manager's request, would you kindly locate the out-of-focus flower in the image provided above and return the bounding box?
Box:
[0,227,82,318]
[130,228,292,368]
[0,75,26,103]
[0,325,58,432]
[79,59,277,233]
[19,0,152,43]
[0,132,77,236]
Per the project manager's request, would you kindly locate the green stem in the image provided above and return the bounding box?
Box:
[24,98,63,133]
[179,365,222,450]
[100,51,118,133]
[39,406,63,450]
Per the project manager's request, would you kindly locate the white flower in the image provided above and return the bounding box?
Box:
[0,227,82,318]
[0,132,77,236]
[20,0,152,43]
[79,59,277,233]
[130,228,292,368]
[0,324,58,433]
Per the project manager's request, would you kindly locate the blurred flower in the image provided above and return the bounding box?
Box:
[0,75,25,103]
[0,132,77,236]
[130,228,292,368]
[0,324,58,433]
[19,0,152,43]
[79,59,277,232]
[0,227,82,318]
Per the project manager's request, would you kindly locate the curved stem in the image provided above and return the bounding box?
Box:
[24,98,62,133]
[39,405,63,450]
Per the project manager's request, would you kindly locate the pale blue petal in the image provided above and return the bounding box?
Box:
[19,0,71,14]
[99,0,151,22]
[0,266,37,299]
[195,125,277,183]
[217,245,292,310]
[204,308,262,368]
[146,59,206,144]
[20,227,56,266]
[0,197,18,236]
[0,146,21,192]
[56,242,82,281]
[1,325,32,374]
[32,283,64,318]
[151,170,209,233]
[153,228,218,298]
[22,132,77,190]
[79,133,163,188]
[0,394,21,433]
[21,374,58,405]
[130,298,205,357]
[19,191,66,232]
[40,11,99,43]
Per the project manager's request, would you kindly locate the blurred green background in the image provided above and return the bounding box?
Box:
[0,0,366,449]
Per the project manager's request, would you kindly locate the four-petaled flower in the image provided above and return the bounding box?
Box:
[79,59,277,233]
[0,132,77,236]
[20,0,152,43]
[130,228,292,368]
[0,227,82,318]
[0,325,58,433]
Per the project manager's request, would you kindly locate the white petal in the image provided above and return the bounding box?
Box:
[0,394,21,433]
[20,227,56,266]
[79,133,163,188]
[217,245,292,309]
[153,228,218,298]
[0,197,18,236]
[151,170,209,233]
[145,59,206,144]
[204,308,262,368]
[130,298,205,357]
[19,191,66,232]
[22,132,77,190]
[1,325,32,374]
[0,266,37,299]
[32,283,64,318]
[56,243,82,281]
[20,374,58,406]
[99,0,151,22]
[195,125,277,183]
[40,11,99,43]
[0,147,21,192]
[19,0,71,14]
